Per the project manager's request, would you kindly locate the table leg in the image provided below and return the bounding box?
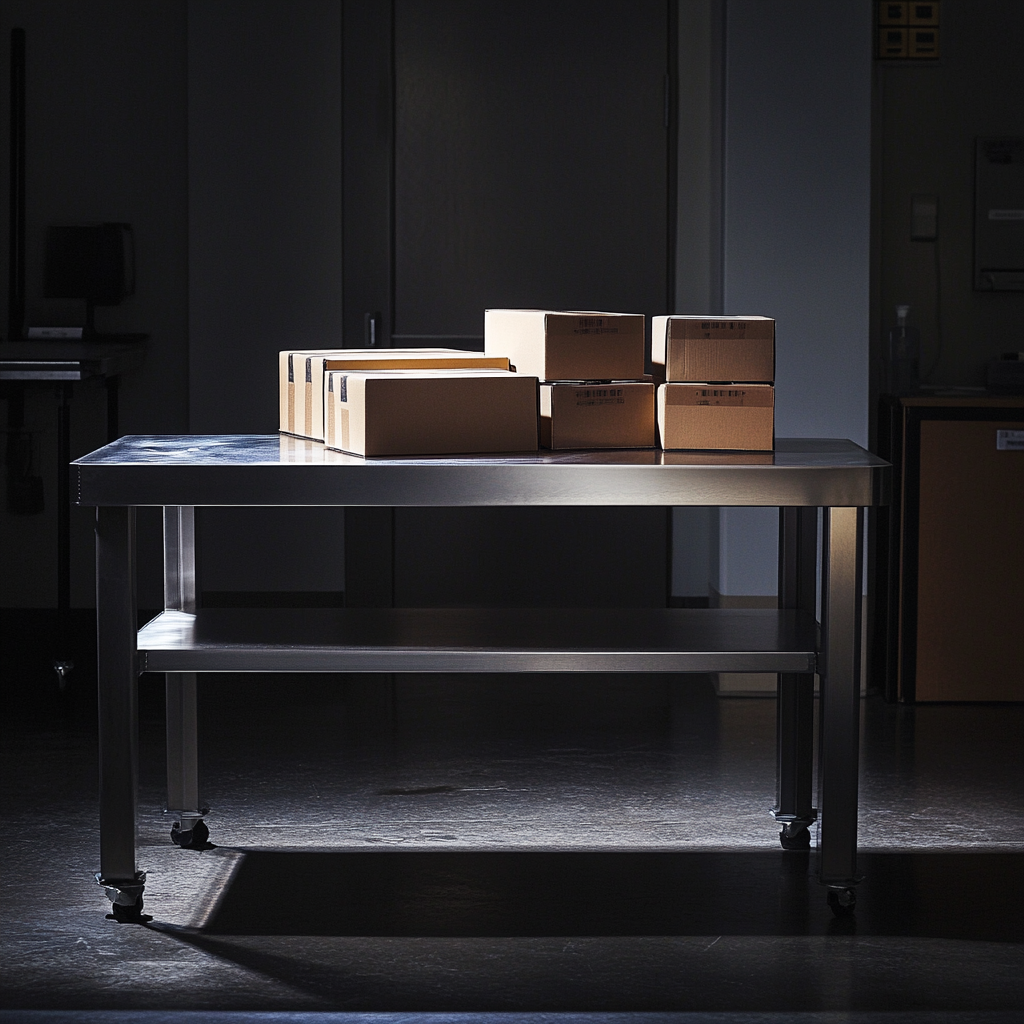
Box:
[95,505,146,919]
[774,506,817,848]
[163,506,208,848]
[345,507,398,724]
[54,382,74,687]
[817,506,864,910]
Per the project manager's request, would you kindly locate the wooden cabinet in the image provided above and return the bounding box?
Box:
[874,397,1024,701]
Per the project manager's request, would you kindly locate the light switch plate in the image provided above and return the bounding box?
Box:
[911,194,938,240]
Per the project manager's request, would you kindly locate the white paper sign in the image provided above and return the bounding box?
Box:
[996,429,1024,450]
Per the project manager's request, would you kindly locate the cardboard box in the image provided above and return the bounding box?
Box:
[657,383,774,451]
[652,315,774,383]
[540,382,655,449]
[484,309,645,382]
[324,369,538,457]
[279,348,512,441]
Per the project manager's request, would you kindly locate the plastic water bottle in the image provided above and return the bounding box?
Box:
[886,305,920,396]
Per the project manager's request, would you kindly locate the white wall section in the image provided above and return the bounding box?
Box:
[716,0,872,598]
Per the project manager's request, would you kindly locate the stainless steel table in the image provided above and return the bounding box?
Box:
[73,435,890,921]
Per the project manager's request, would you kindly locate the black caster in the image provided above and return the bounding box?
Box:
[106,895,150,924]
[171,818,210,849]
[779,824,811,850]
[827,887,857,917]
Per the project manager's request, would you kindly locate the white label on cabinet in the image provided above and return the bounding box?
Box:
[996,429,1024,450]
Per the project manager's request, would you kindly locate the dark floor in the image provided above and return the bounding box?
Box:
[1,612,1022,1022]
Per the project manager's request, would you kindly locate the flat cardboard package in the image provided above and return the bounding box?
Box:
[279,348,512,441]
[540,381,655,449]
[324,369,539,457]
[485,309,645,381]
[657,383,774,451]
[652,315,774,383]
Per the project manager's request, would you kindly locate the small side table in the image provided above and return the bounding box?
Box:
[0,340,145,684]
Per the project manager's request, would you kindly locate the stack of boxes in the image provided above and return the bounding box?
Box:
[484,310,655,449]
[278,348,537,456]
[278,313,777,457]
[652,316,775,451]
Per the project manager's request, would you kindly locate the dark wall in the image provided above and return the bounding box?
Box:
[187,0,347,594]
[873,0,1024,396]
[5,1,1015,610]
[0,0,187,608]
[187,0,343,433]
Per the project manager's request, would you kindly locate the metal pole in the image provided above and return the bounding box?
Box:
[54,382,74,685]
[7,27,26,342]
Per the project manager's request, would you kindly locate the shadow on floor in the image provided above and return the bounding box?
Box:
[158,847,1023,942]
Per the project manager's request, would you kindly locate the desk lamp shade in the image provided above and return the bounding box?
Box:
[44,223,134,331]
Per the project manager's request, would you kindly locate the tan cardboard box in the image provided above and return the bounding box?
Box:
[484,309,645,382]
[540,381,655,449]
[652,315,774,383]
[657,383,774,451]
[279,348,512,441]
[324,369,539,457]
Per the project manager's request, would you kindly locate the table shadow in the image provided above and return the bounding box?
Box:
[171,848,1023,942]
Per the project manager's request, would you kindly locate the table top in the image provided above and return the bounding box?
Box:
[0,341,145,381]
[73,435,889,508]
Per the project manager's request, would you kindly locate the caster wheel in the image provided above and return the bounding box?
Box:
[106,896,150,924]
[171,818,210,849]
[827,887,857,917]
[779,825,811,850]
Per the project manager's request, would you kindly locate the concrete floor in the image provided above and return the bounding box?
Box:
[1,623,1022,1021]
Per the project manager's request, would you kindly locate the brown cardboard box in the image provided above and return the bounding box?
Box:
[484,309,645,381]
[657,383,774,451]
[324,369,538,457]
[279,348,512,441]
[652,315,774,383]
[540,382,655,449]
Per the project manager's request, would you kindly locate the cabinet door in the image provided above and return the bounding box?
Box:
[913,418,1024,701]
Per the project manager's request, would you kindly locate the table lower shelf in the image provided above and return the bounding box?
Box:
[137,607,819,675]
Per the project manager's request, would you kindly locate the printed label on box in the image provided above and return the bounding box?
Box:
[574,386,625,406]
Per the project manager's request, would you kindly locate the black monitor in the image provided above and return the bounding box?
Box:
[44,223,134,334]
